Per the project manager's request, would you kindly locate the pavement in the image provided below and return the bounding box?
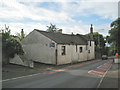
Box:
[98,60,120,88]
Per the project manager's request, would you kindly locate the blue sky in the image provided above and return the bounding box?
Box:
[0,0,118,36]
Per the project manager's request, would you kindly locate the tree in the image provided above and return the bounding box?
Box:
[86,32,106,48]
[46,23,57,32]
[86,32,106,55]
[107,18,120,55]
[2,25,24,65]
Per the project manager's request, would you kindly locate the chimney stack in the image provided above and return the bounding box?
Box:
[21,29,24,40]
[90,24,93,34]
[90,24,94,40]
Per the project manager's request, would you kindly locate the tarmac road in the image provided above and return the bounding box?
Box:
[2,59,114,88]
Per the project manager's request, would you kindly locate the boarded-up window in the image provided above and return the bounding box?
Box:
[79,47,83,53]
[61,46,66,55]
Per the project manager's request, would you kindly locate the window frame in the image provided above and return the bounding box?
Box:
[90,41,91,46]
[61,46,66,55]
[79,47,83,53]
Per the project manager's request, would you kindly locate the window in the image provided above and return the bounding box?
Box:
[61,46,66,55]
[79,47,83,53]
[90,41,91,46]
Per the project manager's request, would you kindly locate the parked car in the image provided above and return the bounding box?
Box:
[102,55,108,60]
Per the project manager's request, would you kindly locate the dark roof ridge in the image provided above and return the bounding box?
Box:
[35,29,88,45]
[35,29,79,36]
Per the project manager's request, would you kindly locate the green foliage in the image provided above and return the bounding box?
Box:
[110,18,119,28]
[2,29,24,59]
[107,18,120,54]
[86,32,106,55]
[11,35,21,41]
[46,23,57,32]
[15,29,25,41]
[107,28,118,44]
[108,44,116,55]
[86,32,106,48]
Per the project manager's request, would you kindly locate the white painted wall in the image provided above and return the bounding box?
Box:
[87,41,95,60]
[57,41,95,65]
[57,44,72,64]
[57,44,86,65]
[21,30,57,64]
[10,30,95,66]
[21,30,95,65]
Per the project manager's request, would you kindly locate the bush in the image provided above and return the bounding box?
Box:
[5,37,24,58]
[2,29,24,64]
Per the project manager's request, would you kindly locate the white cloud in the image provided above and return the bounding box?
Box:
[60,1,118,20]
[0,0,118,36]
[94,24,111,36]
[0,0,118,21]
[0,21,89,35]
[0,22,47,35]
[8,0,119,2]
[0,0,73,24]
[0,21,111,37]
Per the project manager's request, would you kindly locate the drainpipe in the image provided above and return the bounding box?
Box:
[55,44,58,65]
[87,44,88,60]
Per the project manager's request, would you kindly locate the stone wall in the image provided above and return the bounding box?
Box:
[10,54,34,68]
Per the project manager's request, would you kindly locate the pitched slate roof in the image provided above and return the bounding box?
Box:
[35,29,88,45]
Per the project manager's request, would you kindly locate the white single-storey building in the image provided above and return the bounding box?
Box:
[10,25,95,67]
